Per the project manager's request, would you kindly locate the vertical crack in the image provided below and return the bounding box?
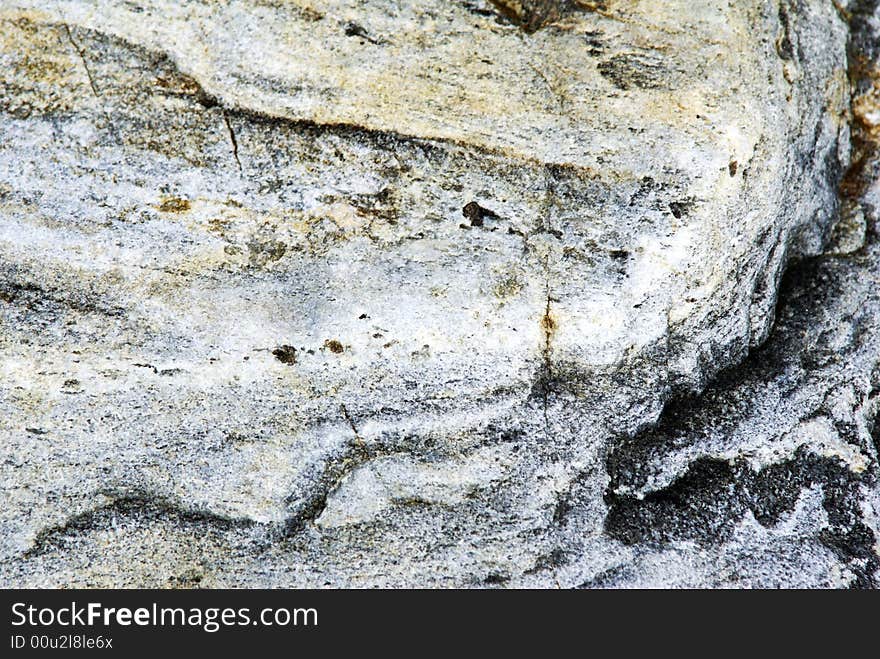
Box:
[223,111,243,172]
[63,24,99,98]
[340,403,366,448]
[540,270,556,436]
[535,164,561,440]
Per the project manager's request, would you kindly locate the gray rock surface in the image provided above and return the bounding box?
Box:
[0,0,877,587]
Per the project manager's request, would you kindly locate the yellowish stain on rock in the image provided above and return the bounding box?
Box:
[157,197,192,213]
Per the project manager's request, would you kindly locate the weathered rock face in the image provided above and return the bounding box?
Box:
[0,0,876,588]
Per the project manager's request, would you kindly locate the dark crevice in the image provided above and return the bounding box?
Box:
[528,164,564,439]
[870,380,880,457]
[596,239,880,584]
[596,239,880,580]
[280,409,527,537]
[281,411,375,536]
[223,111,243,172]
[23,494,255,558]
[0,268,125,318]
[605,457,741,546]
[775,2,795,61]
[603,450,878,586]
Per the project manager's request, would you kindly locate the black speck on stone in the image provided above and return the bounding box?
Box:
[483,572,509,585]
[462,201,499,227]
[669,201,690,219]
[344,22,376,43]
[272,345,297,365]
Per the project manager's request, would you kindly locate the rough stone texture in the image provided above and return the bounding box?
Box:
[0,0,877,588]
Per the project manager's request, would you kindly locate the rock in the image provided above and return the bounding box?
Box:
[0,0,875,587]
[594,240,880,587]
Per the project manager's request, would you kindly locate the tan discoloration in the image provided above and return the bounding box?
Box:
[540,305,557,336]
[0,1,765,171]
[0,16,89,116]
[852,66,880,141]
[324,339,345,354]
[493,273,524,303]
[157,197,191,213]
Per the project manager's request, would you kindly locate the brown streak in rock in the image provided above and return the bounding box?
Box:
[839,7,880,243]
[490,0,613,32]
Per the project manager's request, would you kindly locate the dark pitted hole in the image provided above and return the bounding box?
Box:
[462,201,499,227]
[272,345,297,365]
[669,200,693,219]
